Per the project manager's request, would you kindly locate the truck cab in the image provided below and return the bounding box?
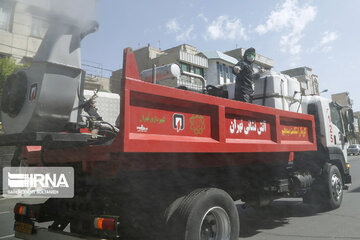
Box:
[301,95,352,186]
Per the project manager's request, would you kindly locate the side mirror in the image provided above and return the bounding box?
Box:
[348,123,355,134]
[347,109,355,134]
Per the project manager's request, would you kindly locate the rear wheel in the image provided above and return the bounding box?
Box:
[164,188,239,240]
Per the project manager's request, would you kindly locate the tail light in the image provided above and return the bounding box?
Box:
[13,203,40,220]
[14,204,27,216]
[94,217,116,231]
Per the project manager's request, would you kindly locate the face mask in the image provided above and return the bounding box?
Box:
[246,54,255,62]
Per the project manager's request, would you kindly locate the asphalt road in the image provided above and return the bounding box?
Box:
[238,155,360,240]
[0,156,360,240]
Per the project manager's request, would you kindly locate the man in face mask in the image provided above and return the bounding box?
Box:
[233,47,256,103]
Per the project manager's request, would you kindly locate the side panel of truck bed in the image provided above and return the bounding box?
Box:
[112,48,316,154]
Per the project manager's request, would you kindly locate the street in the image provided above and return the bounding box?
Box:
[0,156,360,240]
[238,155,360,240]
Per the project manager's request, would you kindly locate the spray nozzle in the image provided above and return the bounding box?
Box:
[80,21,99,39]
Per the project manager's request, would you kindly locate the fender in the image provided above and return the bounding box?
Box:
[327,147,351,183]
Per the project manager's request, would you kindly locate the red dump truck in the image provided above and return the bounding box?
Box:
[0,47,352,240]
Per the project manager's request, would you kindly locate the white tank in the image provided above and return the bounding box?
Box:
[285,74,302,113]
[83,90,120,126]
[288,99,302,113]
[252,72,304,113]
[253,97,289,111]
[223,83,236,99]
[253,72,288,98]
[286,75,301,99]
[252,72,288,111]
[140,64,181,85]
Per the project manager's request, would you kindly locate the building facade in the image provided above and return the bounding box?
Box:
[281,67,320,96]
[353,111,360,136]
[0,0,48,63]
[84,75,111,92]
[331,92,353,108]
[201,48,274,87]
[110,45,276,93]
[225,48,274,70]
[200,51,238,86]
[110,44,209,93]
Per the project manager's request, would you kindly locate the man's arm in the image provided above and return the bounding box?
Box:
[232,62,243,74]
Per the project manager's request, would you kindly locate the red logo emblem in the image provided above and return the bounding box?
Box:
[173,114,184,132]
[29,84,37,102]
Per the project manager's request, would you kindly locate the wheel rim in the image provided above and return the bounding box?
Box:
[199,207,231,240]
[331,174,342,201]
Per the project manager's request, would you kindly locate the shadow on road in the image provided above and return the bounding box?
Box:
[236,200,320,238]
[349,186,360,193]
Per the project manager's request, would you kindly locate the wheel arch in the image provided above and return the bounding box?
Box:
[327,147,348,183]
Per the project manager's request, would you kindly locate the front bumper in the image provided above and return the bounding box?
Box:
[344,174,352,185]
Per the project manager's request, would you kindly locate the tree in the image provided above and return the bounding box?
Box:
[0,57,28,122]
[0,57,23,96]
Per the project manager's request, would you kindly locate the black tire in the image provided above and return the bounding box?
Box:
[164,188,239,240]
[303,165,343,210]
[323,165,343,209]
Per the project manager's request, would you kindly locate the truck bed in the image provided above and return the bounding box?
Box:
[19,48,316,171]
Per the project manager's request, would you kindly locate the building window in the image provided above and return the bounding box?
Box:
[225,66,230,79]
[31,17,48,38]
[194,67,203,76]
[0,1,14,32]
[219,64,223,77]
[230,67,236,83]
[0,53,10,59]
[180,62,190,72]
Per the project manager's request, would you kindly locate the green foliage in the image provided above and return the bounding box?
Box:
[0,57,25,96]
[0,57,29,122]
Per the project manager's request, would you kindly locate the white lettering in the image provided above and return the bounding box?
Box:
[230,119,267,136]
[237,120,243,134]
[57,174,69,188]
[45,174,56,188]
[34,174,45,188]
[137,124,148,133]
[230,119,236,134]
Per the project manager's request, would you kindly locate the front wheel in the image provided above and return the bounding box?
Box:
[326,165,343,209]
[303,164,343,210]
[164,188,239,240]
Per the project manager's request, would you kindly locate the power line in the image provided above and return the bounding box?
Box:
[81,63,114,72]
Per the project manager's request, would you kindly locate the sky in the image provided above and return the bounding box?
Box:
[80,0,360,111]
